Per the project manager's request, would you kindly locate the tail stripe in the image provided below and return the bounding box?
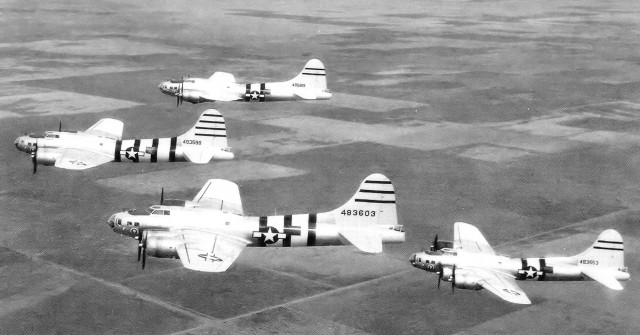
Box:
[195,126,223,130]
[594,246,623,251]
[598,240,623,244]
[355,199,395,204]
[364,180,392,184]
[301,72,325,76]
[359,189,395,194]
[305,67,325,71]
[195,133,226,137]
[199,120,225,124]
[202,114,223,118]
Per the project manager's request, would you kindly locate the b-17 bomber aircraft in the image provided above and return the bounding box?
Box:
[410,222,630,304]
[14,109,233,173]
[158,59,332,105]
[107,173,405,272]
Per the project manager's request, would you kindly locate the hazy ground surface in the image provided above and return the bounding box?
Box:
[1,0,640,334]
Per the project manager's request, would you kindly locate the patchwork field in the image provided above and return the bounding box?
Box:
[1,0,640,334]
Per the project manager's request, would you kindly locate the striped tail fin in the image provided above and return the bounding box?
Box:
[331,173,399,253]
[287,59,331,99]
[179,109,234,163]
[575,229,625,268]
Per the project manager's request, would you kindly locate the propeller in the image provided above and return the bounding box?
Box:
[451,264,456,294]
[431,234,438,251]
[58,121,62,132]
[176,82,184,107]
[436,263,443,290]
[160,187,164,205]
[136,229,143,262]
[141,230,148,270]
[30,141,37,174]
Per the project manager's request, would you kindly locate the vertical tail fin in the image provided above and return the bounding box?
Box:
[330,173,401,253]
[178,109,234,163]
[288,59,331,99]
[575,229,625,268]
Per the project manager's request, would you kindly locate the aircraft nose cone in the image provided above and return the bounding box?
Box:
[107,214,116,228]
[409,253,416,266]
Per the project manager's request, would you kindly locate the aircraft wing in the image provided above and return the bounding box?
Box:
[84,118,124,140]
[192,179,244,215]
[175,230,249,272]
[469,267,532,304]
[581,268,624,290]
[54,148,113,170]
[453,222,496,254]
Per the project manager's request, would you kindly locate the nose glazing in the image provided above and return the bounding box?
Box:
[107,214,116,228]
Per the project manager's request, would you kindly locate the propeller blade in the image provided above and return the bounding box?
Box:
[431,234,438,251]
[437,275,441,290]
[176,96,179,107]
[160,187,164,205]
[31,144,37,174]
[136,229,143,262]
[141,231,148,270]
[451,264,456,294]
[58,121,62,132]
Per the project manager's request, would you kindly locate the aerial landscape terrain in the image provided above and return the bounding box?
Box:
[1,0,640,333]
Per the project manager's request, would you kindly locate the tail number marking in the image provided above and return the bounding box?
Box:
[183,139,202,145]
[293,83,306,87]
[580,259,599,265]
[340,210,375,217]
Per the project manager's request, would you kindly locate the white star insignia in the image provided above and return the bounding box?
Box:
[250,91,259,100]
[263,227,278,242]
[525,267,537,278]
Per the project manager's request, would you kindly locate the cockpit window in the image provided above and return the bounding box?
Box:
[126,209,150,216]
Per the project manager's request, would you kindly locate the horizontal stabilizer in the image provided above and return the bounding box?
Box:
[293,90,317,100]
[581,268,624,290]
[339,229,382,253]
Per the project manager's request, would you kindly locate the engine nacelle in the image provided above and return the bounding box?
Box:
[181,91,203,103]
[145,231,181,259]
[453,269,483,290]
[36,149,60,166]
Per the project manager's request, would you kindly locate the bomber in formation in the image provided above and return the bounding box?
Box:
[158,59,332,105]
[15,56,631,309]
[108,173,405,272]
[14,109,233,172]
[410,222,630,304]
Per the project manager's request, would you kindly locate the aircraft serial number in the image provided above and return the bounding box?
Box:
[340,210,375,217]
[293,83,306,87]
[183,139,202,145]
[579,259,599,265]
